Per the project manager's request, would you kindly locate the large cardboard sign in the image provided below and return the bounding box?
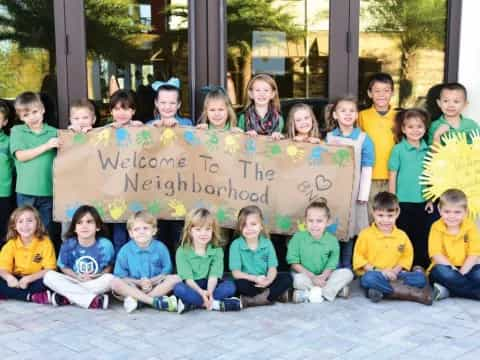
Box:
[54,127,355,237]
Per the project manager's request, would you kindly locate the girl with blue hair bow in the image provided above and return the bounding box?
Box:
[148,77,192,127]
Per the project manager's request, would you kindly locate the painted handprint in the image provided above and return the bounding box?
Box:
[108,200,127,220]
[275,214,292,232]
[160,128,177,146]
[92,201,106,218]
[93,128,111,146]
[286,144,305,162]
[224,134,241,154]
[216,206,233,223]
[206,131,219,152]
[326,218,339,234]
[245,138,256,155]
[309,146,327,166]
[183,130,202,146]
[333,149,351,167]
[65,203,81,220]
[265,143,282,158]
[147,200,163,215]
[73,133,88,145]
[296,219,306,232]
[115,128,131,147]
[136,129,153,147]
[128,201,144,213]
[168,199,187,217]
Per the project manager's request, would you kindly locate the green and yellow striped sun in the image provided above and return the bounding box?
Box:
[421,131,480,219]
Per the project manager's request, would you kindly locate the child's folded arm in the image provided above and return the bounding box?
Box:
[459,255,479,275]
[231,269,258,282]
[14,138,58,162]
[291,263,315,279]
[431,254,453,267]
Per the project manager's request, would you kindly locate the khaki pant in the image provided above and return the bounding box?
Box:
[44,271,113,308]
[292,269,353,301]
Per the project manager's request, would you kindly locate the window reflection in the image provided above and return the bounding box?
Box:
[359,0,447,108]
[86,0,189,124]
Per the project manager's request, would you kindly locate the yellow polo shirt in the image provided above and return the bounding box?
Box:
[428,218,480,268]
[353,224,413,276]
[0,236,56,276]
[358,106,396,180]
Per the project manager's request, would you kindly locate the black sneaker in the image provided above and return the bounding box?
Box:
[220,297,242,312]
[51,292,70,306]
[367,288,384,303]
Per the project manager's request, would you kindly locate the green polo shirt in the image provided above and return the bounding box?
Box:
[428,115,479,145]
[9,124,57,196]
[229,235,278,276]
[175,244,224,280]
[286,231,339,274]
[0,130,13,197]
[388,138,428,203]
[237,113,284,133]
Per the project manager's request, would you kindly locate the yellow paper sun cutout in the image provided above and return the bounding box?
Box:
[421,131,480,219]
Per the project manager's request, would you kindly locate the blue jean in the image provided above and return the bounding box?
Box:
[429,264,480,300]
[112,223,129,254]
[0,277,46,301]
[360,270,427,295]
[16,193,53,230]
[174,278,236,306]
[340,239,355,269]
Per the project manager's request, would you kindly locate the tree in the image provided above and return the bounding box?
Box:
[363,0,446,106]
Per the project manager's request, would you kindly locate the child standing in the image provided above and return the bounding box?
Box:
[196,87,240,131]
[286,103,321,144]
[428,82,479,145]
[148,77,192,127]
[10,92,59,233]
[68,99,96,133]
[229,205,292,307]
[105,90,142,252]
[353,192,432,305]
[428,189,480,301]
[111,211,180,313]
[0,101,13,243]
[174,208,241,312]
[0,206,56,304]
[238,74,284,139]
[326,97,374,268]
[389,108,438,268]
[287,201,353,303]
[43,206,114,309]
[358,73,396,208]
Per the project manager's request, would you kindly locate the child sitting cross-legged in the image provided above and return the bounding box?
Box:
[353,192,432,305]
[287,201,353,303]
[110,211,181,313]
[428,189,480,301]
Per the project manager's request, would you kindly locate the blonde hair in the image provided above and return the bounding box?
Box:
[198,89,237,128]
[244,74,281,112]
[439,189,468,210]
[180,208,220,248]
[6,205,48,242]
[236,205,269,239]
[70,98,96,116]
[287,103,320,139]
[126,211,158,233]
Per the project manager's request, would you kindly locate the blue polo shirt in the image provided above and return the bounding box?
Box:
[146,115,192,126]
[58,237,114,275]
[328,127,375,167]
[388,138,429,203]
[113,239,172,279]
[229,236,278,276]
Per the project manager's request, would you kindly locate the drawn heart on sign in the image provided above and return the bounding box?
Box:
[315,175,332,191]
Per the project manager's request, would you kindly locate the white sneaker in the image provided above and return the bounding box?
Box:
[308,287,324,303]
[338,286,351,299]
[124,296,138,313]
[292,289,309,303]
[433,283,450,301]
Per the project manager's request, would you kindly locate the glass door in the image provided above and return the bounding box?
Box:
[226,0,329,122]
[84,0,190,124]
[358,0,448,108]
[0,0,58,126]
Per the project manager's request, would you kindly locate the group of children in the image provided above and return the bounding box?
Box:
[0,71,479,313]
